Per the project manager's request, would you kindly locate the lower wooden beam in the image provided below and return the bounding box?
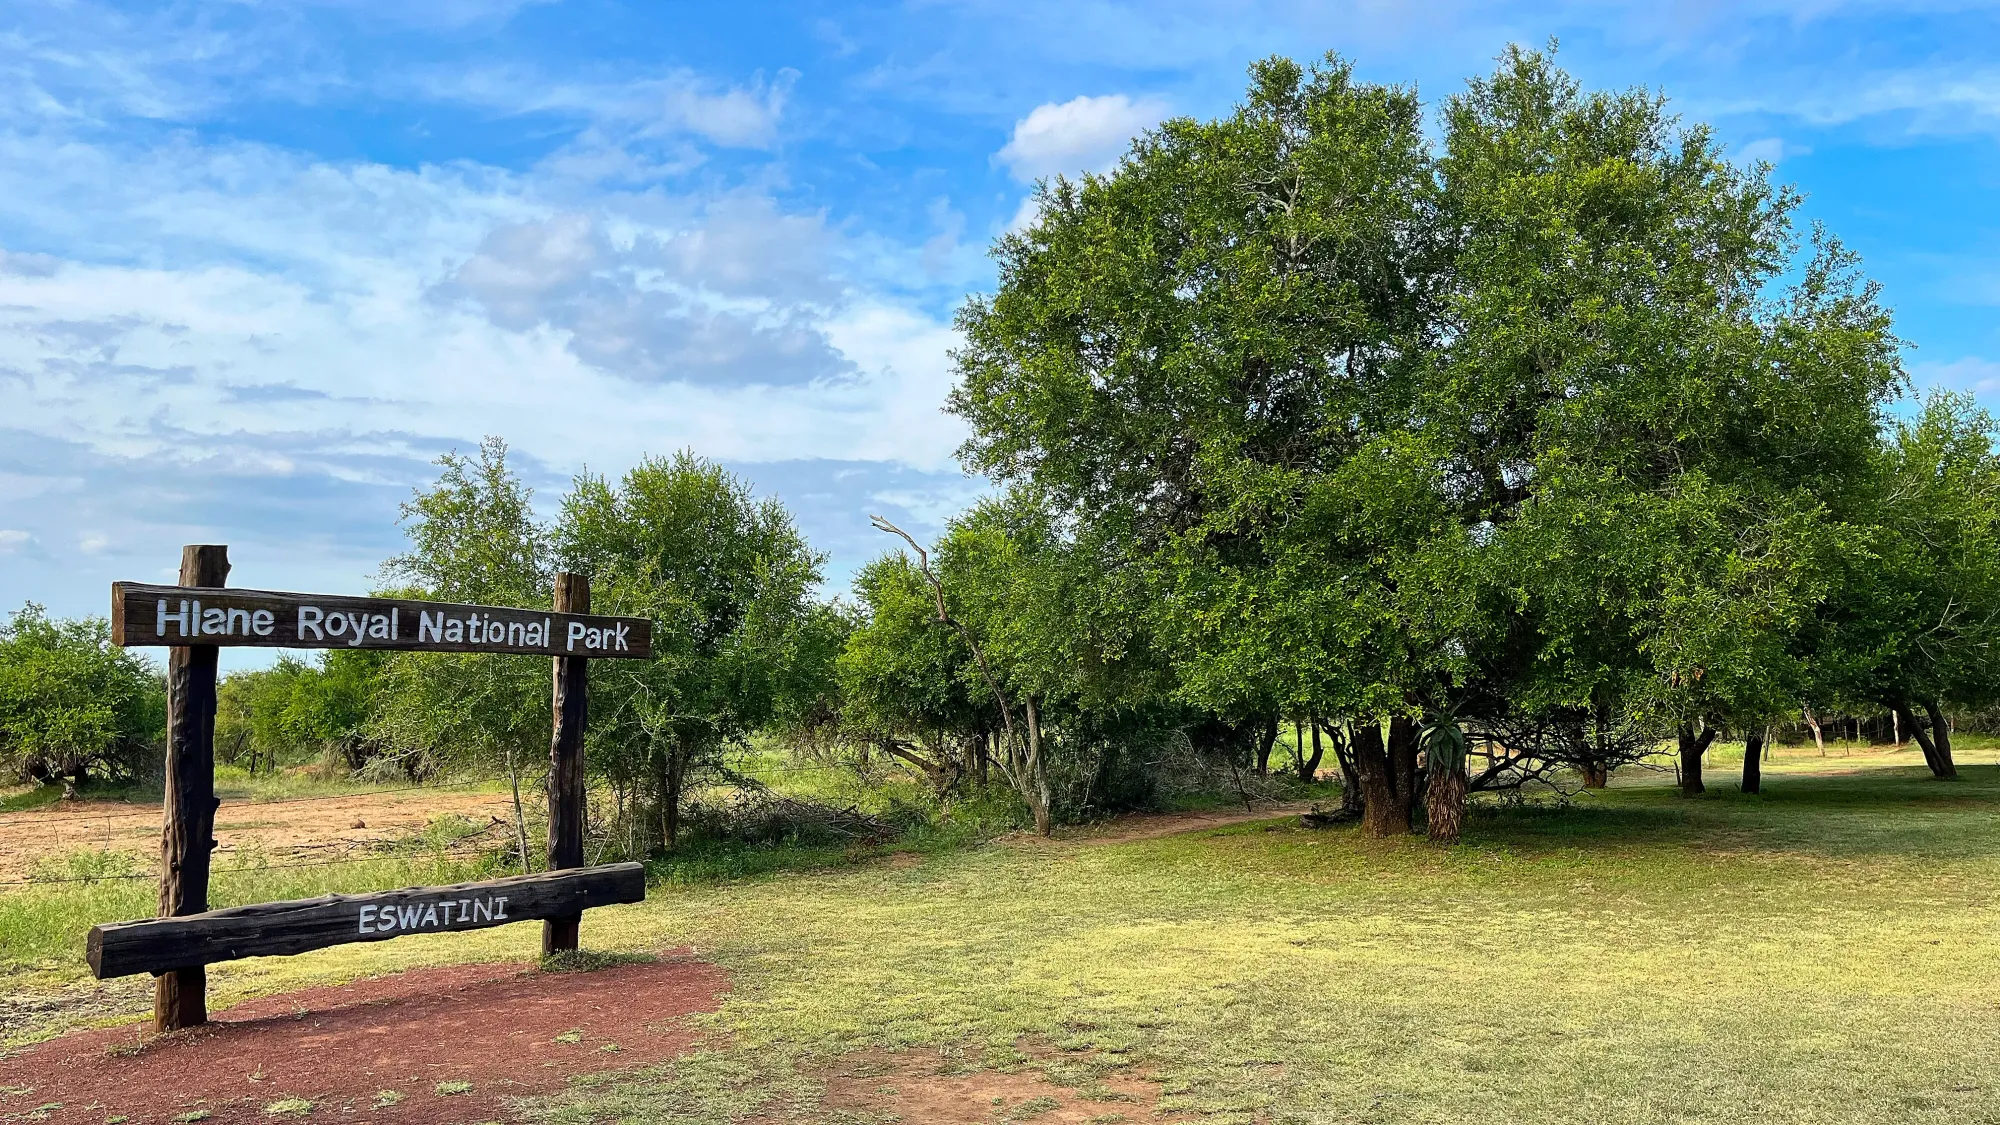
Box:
[89,862,645,980]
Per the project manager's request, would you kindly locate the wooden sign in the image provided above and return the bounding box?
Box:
[88,863,645,980]
[110,548,638,1033]
[111,582,652,659]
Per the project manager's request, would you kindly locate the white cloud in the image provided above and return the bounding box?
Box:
[0,102,969,623]
[1735,136,1810,165]
[1005,195,1042,234]
[920,198,971,281]
[997,93,1168,182]
[432,200,854,387]
[1913,355,2000,393]
[416,66,799,153]
[658,69,798,148]
[1717,68,2000,134]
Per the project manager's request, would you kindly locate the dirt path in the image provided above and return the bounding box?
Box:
[1047,801,1308,845]
[0,788,516,872]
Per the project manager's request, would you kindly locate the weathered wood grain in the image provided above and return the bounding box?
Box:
[156,544,228,1031]
[544,571,590,956]
[90,863,646,980]
[111,582,652,658]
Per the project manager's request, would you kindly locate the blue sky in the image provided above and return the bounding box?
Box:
[3,0,1999,655]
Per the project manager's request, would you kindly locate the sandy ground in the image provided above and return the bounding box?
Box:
[1051,800,1307,845]
[0,788,518,873]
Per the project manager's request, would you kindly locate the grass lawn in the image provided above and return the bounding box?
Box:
[9,748,2000,1122]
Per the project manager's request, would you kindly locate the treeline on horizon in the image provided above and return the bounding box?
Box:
[6,46,2000,850]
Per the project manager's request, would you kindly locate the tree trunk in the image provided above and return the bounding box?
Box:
[1890,701,1933,772]
[1255,713,1277,776]
[1570,722,1608,788]
[650,746,671,852]
[1327,720,1363,818]
[663,743,687,848]
[1802,705,1825,756]
[1349,720,1413,837]
[1741,729,1764,795]
[1897,700,1957,780]
[505,746,531,874]
[1425,757,1468,844]
[1388,715,1420,814]
[1298,717,1325,784]
[1677,723,1715,797]
[1024,695,1052,836]
[1921,699,1957,779]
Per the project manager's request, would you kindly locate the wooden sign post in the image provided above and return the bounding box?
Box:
[544,572,589,955]
[108,550,653,1033]
[157,545,229,1030]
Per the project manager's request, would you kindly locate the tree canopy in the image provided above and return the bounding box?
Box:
[945,45,1917,834]
[558,451,828,847]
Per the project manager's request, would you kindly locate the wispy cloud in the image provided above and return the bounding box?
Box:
[1913,355,2000,393]
[414,66,800,150]
[1741,68,2000,132]
[1733,136,1810,165]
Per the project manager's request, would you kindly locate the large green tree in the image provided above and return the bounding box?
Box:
[1811,391,2000,779]
[934,493,1166,833]
[952,53,1454,835]
[558,452,824,849]
[838,551,990,793]
[1440,49,1900,797]
[952,46,1906,833]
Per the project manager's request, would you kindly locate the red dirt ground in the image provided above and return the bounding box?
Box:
[0,957,728,1124]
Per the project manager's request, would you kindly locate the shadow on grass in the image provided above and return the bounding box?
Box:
[1467,764,2000,860]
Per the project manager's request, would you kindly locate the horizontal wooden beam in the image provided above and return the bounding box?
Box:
[88,863,646,979]
[112,583,652,658]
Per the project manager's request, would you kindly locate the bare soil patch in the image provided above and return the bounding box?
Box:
[1051,802,1307,846]
[816,1048,1196,1124]
[0,789,515,871]
[0,956,727,1124]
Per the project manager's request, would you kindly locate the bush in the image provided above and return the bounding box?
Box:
[0,603,164,787]
[680,790,895,848]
